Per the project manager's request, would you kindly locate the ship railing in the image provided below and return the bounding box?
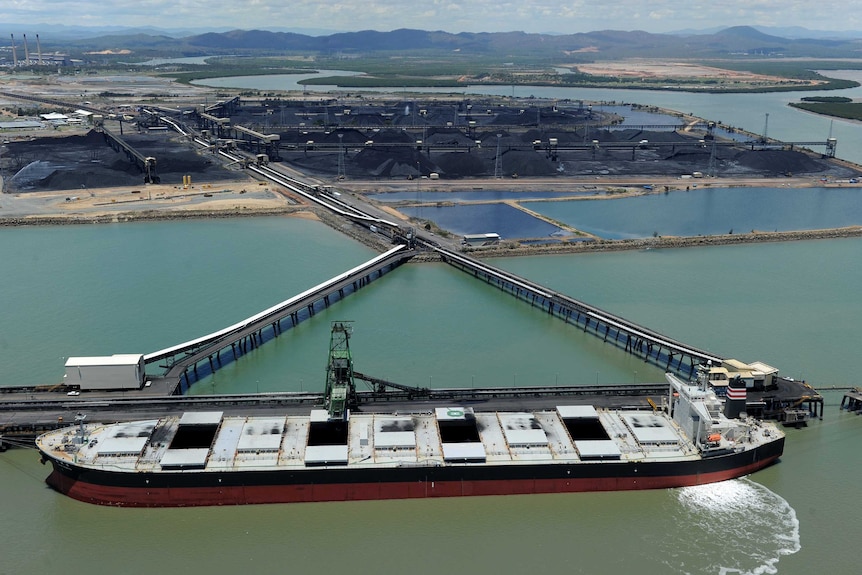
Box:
[397,459,443,468]
[636,447,696,460]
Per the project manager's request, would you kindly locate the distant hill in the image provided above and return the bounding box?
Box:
[672,25,862,41]
[17,25,862,59]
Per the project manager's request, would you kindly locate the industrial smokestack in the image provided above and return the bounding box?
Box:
[723,375,747,419]
[23,34,30,65]
[10,34,17,67]
[36,34,42,65]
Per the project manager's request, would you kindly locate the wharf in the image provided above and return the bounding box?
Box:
[840,388,862,412]
[0,377,822,448]
[1,384,663,448]
[757,377,824,422]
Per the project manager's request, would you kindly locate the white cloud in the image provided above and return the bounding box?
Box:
[4,0,862,34]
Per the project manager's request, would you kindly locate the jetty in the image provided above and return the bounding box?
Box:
[840,388,862,413]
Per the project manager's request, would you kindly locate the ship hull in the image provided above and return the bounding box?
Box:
[41,436,784,507]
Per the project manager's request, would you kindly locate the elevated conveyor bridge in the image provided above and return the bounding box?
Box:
[97,126,158,183]
[425,242,724,377]
[144,245,414,393]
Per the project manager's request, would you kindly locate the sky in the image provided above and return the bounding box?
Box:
[4,0,862,35]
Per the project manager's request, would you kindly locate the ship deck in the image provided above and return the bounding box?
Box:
[38,403,758,475]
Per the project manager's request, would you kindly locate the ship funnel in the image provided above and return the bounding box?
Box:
[724,375,747,419]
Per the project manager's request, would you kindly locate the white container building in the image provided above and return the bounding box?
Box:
[64,354,146,390]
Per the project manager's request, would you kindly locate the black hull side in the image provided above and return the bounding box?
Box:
[41,436,784,506]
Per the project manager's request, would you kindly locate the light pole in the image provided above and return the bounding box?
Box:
[416,161,421,220]
[337,133,345,180]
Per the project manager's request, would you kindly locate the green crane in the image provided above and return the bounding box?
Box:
[324,321,356,421]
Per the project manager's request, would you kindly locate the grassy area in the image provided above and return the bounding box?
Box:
[300,76,462,88]
[697,60,860,92]
[789,101,862,121]
[163,66,317,83]
[800,96,853,103]
[152,54,860,93]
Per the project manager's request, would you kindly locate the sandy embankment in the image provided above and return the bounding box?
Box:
[0,179,316,225]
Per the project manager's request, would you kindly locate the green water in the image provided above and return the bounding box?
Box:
[0,217,376,387]
[1,217,861,574]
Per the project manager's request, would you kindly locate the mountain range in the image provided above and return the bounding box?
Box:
[5,25,862,60]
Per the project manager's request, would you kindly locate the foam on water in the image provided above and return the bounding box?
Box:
[661,478,800,575]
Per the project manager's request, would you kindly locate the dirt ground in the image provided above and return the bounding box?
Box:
[572,59,818,87]
[577,60,779,80]
[0,179,298,220]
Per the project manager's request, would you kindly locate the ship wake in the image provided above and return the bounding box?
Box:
[661,478,800,575]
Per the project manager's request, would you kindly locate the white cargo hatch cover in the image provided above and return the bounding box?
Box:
[442,442,486,462]
[305,445,348,465]
[160,448,210,468]
[95,421,156,456]
[557,405,598,419]
[621,413,680,445]
[237,417,285,452]
[179,412,223,426]
[499,413,548,446]
[96,435,148,456]
[575,440,622,460]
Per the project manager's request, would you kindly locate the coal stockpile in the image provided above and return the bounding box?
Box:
[276,130,856,180]
[2,129,246,192]
[732,149,826,175]
[5,99,859,193]
[219,98,857,181]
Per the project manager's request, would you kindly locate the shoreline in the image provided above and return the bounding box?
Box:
[0,206,307,227]
[463,226,862,258]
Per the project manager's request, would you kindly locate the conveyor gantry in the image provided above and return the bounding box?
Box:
[198,112,231,139]
[228,124,281,159]
[98,126,158,183]
[204,96,240,115]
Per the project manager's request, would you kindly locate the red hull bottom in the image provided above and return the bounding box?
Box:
[46,455,780,507]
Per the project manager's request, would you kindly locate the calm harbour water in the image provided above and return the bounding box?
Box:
[530,186,862,239]
[398,186,862,240]
[2,217,860,575]
[4,78,862,573]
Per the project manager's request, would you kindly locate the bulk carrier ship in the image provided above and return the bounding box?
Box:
[36,323,784,507]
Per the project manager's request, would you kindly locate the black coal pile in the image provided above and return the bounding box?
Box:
[3,130,245,192]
